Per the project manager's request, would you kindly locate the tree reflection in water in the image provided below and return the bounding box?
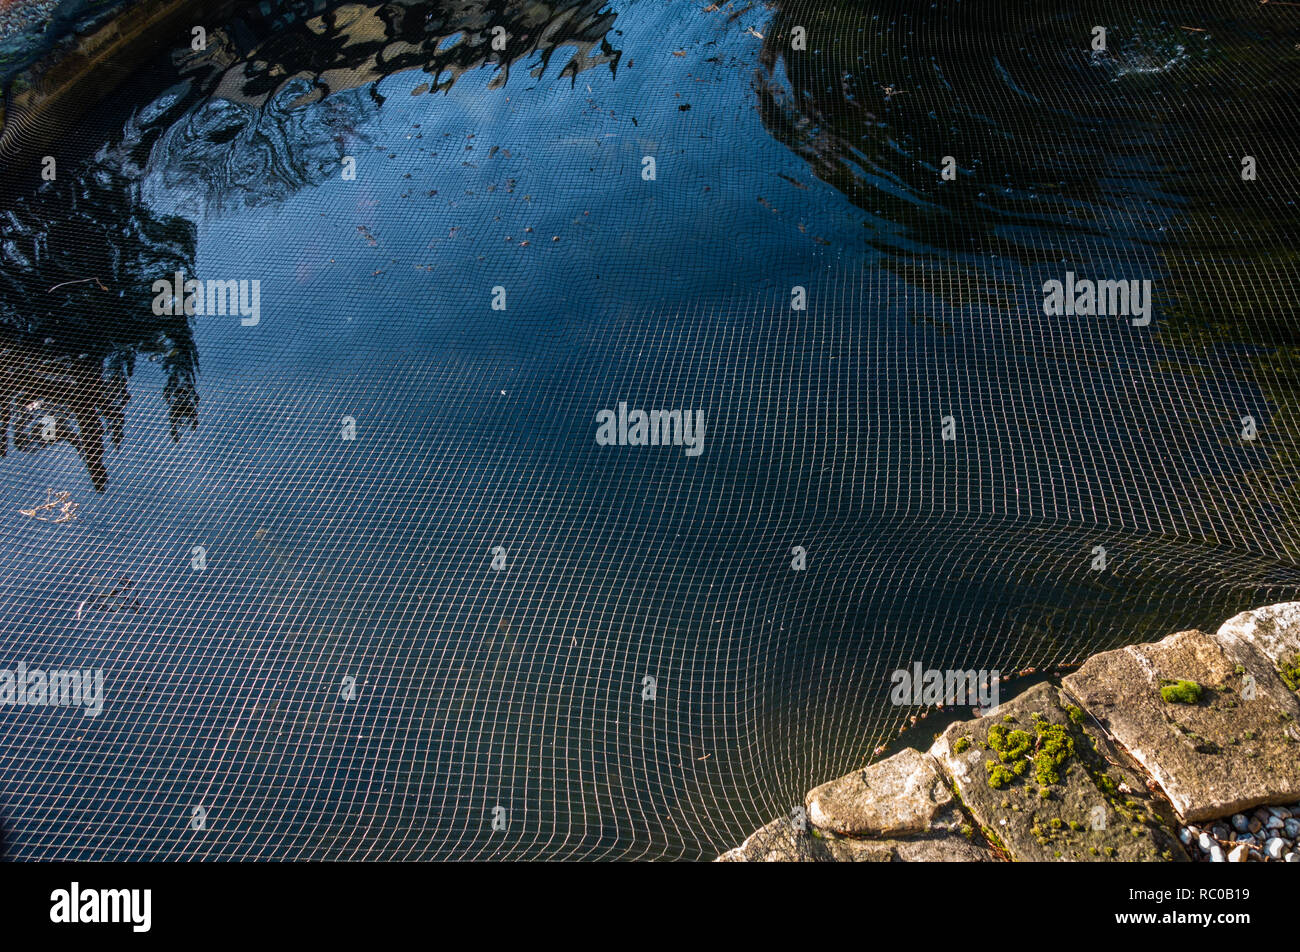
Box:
[0,0,623,490]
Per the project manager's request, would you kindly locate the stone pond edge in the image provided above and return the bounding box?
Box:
[719,602,1300,862]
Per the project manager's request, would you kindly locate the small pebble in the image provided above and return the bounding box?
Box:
[1248,818,1263,833]
[1212,823,1230,840]
[1227,844,1249,862]
[1285,818,1300,838]
[1178,828,1193,845]
[1231,814,1250,832]
[1266,815,1285,830]
[1198,831,1214,852]
[1210,845,1225,862]
[1265,837,1286,860]
[1286,853,1299,863]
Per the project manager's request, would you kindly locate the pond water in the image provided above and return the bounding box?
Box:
[0,0,1298,859]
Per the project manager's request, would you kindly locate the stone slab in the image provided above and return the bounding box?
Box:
[932,682,1188,861]
[806,746,957,837]
[1063,629,1300,822]
[715,817,829,862]
[1215,602,1300,680]
[821,832,996,862]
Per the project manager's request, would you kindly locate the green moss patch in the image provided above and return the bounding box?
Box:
[1159,679,1203,704]
[1032,721,1075,785]
[984,718,1075,789]
[1279,654,1300,693]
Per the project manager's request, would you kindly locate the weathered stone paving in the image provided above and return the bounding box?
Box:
[716,819,996,862]
[1216,603,1300,681]
[717,817,828,863]
[932,684,1187,861]
[805,747,956,837]
[720,602,1300,862]
[1063,629,1300,822]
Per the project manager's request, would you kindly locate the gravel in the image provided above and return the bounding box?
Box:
[1182,799,1300,862]
[0,0,60,42]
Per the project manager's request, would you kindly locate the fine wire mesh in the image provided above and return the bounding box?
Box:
[0,0,1298,859]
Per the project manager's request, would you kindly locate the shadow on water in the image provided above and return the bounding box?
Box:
[756,0,1300,285]
[757,0,1300,555]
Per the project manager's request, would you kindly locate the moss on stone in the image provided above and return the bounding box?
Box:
[1279,654,1300,693]
[1032,720,1074,785]
[986,761,1017,789]
[988,724,1032,761]
[984,713,1077,790]
[1159,679,1203,704]
[954,737,970,754]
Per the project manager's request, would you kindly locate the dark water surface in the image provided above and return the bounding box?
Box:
[0,0,1298,858]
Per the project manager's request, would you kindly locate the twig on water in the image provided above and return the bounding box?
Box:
[46,277,108,293]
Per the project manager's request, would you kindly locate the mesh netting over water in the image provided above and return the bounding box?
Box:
[0,0,1298,859]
